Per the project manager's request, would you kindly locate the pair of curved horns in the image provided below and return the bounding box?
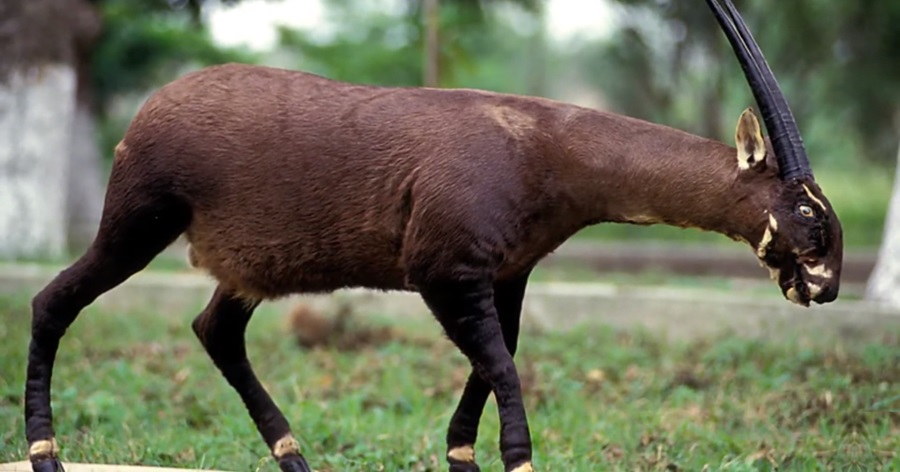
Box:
[706,0,813,180]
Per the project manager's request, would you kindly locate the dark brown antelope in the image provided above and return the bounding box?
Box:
[24,1,842,471]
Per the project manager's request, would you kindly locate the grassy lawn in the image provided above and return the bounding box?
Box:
[1,293,897,471]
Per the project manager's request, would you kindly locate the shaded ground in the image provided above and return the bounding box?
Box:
[1,294,897,471]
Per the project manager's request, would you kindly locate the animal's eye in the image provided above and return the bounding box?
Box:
[798,204,815,218]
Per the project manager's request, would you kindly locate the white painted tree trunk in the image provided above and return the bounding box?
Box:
[0,65,76,259]
[866,139,900,307]
[66,103,104,250]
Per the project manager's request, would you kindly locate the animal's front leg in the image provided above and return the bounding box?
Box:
[445,274,530,472]
[420,279,534,472]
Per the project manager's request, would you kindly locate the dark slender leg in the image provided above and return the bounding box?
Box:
[445,274,530,472]
[25,195,190,472]
[192,287,311,472]
[420,279,533,472]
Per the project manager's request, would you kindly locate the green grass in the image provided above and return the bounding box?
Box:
[1,294,897,471]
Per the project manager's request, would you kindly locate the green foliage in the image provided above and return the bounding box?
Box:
[90,0,256,157]
[277,19,422,87]
[590,0,900,166]
[0,295,896,469]
[92,0,255,112]
[276,0,544,92]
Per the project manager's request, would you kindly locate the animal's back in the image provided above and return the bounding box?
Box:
[111,63,570,298]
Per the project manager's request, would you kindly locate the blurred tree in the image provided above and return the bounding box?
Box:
[278,0,543,90]
[423,0,440,86]
[92,0,254,153]
[588,0,900,166]
[0,0,97,258]
[867,141,900,306]
[68,0,106,254]
[581,1,728,139]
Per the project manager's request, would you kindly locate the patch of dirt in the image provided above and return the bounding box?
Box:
[666,367,710,391]
[285,302,435,351]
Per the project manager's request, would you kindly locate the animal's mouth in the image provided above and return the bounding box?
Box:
[781,265,811,307]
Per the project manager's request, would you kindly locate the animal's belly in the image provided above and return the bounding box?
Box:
[186,233,408,299]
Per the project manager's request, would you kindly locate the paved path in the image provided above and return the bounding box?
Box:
[2,263,896,342]
[0,463,224,472]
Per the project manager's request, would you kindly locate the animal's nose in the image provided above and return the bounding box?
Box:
[812,284,839,304]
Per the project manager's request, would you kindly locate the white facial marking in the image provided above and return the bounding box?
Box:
[768,267,780,281]
[802,184,828,212]
[804,263,833,280]
[786,287,804,305]
[757,215,778,258]
[757,227,772,258]
[448,445,476,463]
[272,434,301,458]
[807,282,823,299]
[29,438,59,457]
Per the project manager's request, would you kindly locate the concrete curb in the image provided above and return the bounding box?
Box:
[0,463,224,472]
[1,263,897,341]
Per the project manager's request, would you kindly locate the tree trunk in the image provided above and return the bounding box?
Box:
[66,103,105,250]
[67,1,104,251]
[0,66,76,259]
[526,6,547,97]
[422,0,440,87]
[866,138,900,306]
[0,0,79,259]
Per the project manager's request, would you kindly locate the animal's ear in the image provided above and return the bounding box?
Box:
[734,108,767,171]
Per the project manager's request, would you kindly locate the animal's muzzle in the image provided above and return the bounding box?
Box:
[811,284,838,304]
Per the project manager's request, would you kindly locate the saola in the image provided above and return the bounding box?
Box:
[23,1,842,471]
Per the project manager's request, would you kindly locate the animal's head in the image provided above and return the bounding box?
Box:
[710,0,843,306]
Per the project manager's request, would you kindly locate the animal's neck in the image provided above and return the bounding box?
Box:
[557,110,772,247]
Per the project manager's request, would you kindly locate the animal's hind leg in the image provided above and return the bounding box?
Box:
[192,287,311,472]
[25,193,190,472]
[446,273,530,472]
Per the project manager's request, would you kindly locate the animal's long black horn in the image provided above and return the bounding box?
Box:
[706,0,813,180]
